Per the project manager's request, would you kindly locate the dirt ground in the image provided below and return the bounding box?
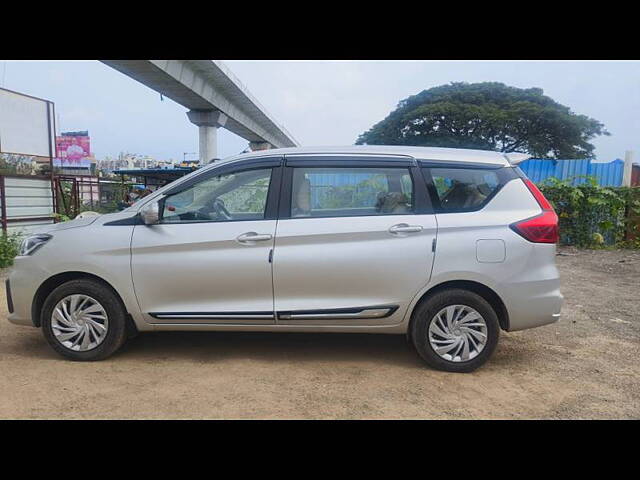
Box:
[1,247,639,419]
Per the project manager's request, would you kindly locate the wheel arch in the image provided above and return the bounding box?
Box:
[407,280,510,341]
[31,271,136,334]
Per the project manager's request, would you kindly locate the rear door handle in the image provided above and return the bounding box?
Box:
[388,223,423,234]
[237,232,273,243]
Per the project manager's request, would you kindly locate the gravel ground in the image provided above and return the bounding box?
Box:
[1,247,639,419]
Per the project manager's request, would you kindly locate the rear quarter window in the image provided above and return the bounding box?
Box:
[424,166,513,213]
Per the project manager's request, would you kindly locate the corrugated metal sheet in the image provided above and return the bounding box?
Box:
[632,165,640,187]
[519,158,625,187]
[589,160,625,187]
[1,176,54,234]
[7,219,54,235]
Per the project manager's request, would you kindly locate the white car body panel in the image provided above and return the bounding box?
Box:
[131,219,277,325]
[273,214,437,327]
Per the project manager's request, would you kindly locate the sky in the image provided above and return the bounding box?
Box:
[1,60,639,162]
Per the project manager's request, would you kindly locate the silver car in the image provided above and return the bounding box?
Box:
[6,146,563,372]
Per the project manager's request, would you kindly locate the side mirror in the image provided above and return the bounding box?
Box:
[140,200,160,225]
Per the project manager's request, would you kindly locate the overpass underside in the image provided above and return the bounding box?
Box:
[102,60,298,162]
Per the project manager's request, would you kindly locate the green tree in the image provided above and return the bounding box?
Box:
[356,82,609,159]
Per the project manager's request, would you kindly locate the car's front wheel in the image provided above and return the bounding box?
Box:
[41,279,128,361]
[411,289,500,373]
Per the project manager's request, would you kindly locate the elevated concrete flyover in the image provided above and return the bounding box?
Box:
[101,60,299,163]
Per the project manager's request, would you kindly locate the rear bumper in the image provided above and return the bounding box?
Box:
[501,277,563,331]
[489,240,563,332]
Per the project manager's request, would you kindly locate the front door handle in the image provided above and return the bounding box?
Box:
[388,223,423,234]
[237,232,273,243]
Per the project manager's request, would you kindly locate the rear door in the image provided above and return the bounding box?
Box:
[272,156,437,326]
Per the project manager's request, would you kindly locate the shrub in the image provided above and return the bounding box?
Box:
[53,213,71,222]
[0,232,22,268]
[539,176,640,248]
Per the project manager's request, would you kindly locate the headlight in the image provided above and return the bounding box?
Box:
[19,234,52,256]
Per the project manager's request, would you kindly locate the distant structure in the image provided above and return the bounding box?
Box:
[54,131,95,175]
[101,60,299,164]
[97,153,176,174]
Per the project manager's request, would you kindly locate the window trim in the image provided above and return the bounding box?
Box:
[163,157,282,196]
[417,159,504,170]
[158,158,284,225]
[278,161,433,220]
[422,166,518,214]
[285,155,414,168]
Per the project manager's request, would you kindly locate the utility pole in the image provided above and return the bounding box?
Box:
[623,151,634,187]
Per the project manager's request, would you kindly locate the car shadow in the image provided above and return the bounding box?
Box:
[5,325,529,370]
[118,331,427,368]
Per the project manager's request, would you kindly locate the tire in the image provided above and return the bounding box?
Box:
[41,279,128,361]
[411,288,500,373]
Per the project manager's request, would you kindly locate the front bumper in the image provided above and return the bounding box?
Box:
[5,279,14,314]
[6,256,50,327]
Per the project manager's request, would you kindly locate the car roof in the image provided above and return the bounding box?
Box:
[222,145,519,167]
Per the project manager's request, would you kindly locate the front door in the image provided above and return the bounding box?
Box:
[273,159,437,326]
[131,159,281,325]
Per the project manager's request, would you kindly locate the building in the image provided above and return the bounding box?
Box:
[96,154,176,174]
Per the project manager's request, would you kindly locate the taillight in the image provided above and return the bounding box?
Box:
[523,179,553,210]
[510,179,559,243]
[510,210,559,243]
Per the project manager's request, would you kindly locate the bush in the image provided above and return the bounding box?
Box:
[0,232,22,268]
[539,176,640,248]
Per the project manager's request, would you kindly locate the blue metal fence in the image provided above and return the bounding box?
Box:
[519,158,624,187]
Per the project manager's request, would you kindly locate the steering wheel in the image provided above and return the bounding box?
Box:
[190,209,214,221]
[210,198,231,220]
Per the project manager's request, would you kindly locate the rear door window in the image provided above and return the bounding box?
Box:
[426,167,503,212]
[290,167,414,218]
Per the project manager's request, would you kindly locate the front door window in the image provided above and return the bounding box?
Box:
[162,168,272,223]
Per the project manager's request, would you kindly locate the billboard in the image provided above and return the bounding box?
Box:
[54,132,91,168]
[0,87,55,159]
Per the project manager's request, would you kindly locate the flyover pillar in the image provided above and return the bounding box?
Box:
[187,110,228,164]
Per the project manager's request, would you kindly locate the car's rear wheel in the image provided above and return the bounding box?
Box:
[41,279,128,361]
[411,289,500,373]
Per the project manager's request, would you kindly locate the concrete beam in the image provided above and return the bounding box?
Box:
[186,109,228,128]
[101,60,299,149]
[249,141,272,151]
